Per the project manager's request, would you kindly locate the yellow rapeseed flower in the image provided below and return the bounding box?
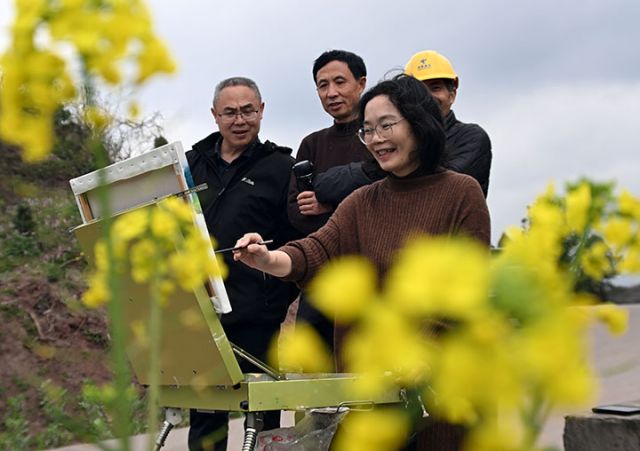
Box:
[271,322,333,373]
[169,252,204,292]
[113,209,149,242]
[516,313,583,380]
[179,307,207,331]
[619,244,640,273]
[545,361,596,406]
[331,409,409,451]
[600,216,634,252]
[342,305,433,395]
[130,238,156,283]
[84,106,112,131]
[130,319,150,348]
[159,279,175,302]
[593,303,628,336]
[135,36,177,84]
[385,237,489,319]
[432,335,521,421]
[150,207,179,239]
[1,0,176,160]
[618,189,640,220]
[308,255,376,324]
[579,241,612,281]
[529,197,565,232]
[84,198,220,310]
[128,101,141,119]
[82,271,108,308]
[464,418,523,451]
[514,311,597,407]
[565,183,592,233]
[160,197,197,223]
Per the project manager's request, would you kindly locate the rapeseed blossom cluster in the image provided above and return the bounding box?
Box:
[82,197,224,308]
[280,180,638,451]
[0,0,176,161]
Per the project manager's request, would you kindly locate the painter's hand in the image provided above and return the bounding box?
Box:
[297,191,331,216]
[233,233,272,270]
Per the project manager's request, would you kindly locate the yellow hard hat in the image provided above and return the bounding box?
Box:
[404,50,459,87]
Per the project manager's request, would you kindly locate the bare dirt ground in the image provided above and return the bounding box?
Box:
[0,266,112,435]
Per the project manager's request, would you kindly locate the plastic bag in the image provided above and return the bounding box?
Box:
[256,409,348,451]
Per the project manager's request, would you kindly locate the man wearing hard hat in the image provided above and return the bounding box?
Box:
[405,50,492,197]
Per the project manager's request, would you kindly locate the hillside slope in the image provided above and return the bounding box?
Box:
[0,180,116,449]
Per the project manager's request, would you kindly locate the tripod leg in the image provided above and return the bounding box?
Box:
[241,411,264,451]
[154,407,183,451]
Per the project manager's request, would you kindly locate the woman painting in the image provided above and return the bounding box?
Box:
[234,74,490,450]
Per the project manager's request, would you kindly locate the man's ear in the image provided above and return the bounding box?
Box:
[211,107,220,126]
[357,76,367,93]
[258,102,265,120]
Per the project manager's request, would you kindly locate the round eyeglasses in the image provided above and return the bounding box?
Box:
[217,109,260,123]
[357,118,405,145]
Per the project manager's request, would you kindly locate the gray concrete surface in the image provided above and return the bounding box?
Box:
[46,411,295,451]
[48,305,640,451]
[564,413,640,451]
[540,304,640,449]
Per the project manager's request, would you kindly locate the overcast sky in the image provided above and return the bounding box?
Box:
[2,0,640,245]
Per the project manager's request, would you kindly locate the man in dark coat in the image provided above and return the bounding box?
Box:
[405,49,492,197]
[186,76,299,451]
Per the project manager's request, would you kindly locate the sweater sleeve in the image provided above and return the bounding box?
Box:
[455,177,491,246]
[314,162,371,206]
[280,191,361,287]
[314,159,386,207]
[279,215,343,287]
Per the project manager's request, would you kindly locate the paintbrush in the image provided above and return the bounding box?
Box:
[214,239,274,254]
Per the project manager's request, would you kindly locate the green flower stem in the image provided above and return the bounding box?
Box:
[94,138,132,451]
[145,239,162,451]
[84,66,132,449]
[521,391,552,448]
[568,218,594,280]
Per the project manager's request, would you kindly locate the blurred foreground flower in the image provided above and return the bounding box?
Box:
[308,255,377,324]
[271,322,334,373]
[332,408,410,451]
[301,179,637,451]
[0,0,176,161]
[82,197,224,308]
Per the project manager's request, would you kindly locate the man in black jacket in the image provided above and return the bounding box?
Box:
[405,49,492,196]
[186,76,299,451]
[314,50,492,203]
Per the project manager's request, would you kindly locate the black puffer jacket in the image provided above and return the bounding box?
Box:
[443,110,492,197]
[186,132,299,326]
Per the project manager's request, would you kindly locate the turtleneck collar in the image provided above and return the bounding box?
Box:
[385,167,448,192]
[332,118,360,135]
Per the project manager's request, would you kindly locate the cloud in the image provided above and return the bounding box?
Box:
[485,80,640,242]
[2,0,639,249]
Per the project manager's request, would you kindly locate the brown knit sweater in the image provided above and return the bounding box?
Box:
[281,169,489,451]
[281,169,490,287]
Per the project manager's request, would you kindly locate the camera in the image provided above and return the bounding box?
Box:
[292,160,314,192]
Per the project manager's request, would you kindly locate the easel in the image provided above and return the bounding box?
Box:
[69,142,404,449]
